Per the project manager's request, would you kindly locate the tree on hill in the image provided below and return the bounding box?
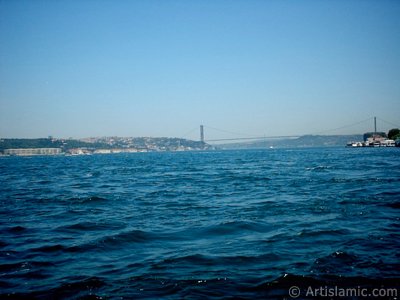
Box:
[388,128,400,140]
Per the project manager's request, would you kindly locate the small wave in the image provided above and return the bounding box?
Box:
[0,260,55,274]
[57,221,125,232]
[311,251,375,276]
[161,254,216,267]
[199,220,271,236]
[161,253,281,268]
[90,229,167,250]
[30,244,67,253]
[102,229,155,243]
[306,165,330,172]
[384,201,400,209]
[315,251,360,265]
[73,196,108,204]
[3,226,27,234]
[30,276,107,299]
[298,228,351,237]
[49,229,186,253]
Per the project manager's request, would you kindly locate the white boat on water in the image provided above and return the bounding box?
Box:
[346,141,363,147]
[380,139,396,147]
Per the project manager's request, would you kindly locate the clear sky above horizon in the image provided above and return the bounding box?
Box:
[1,0,399,140]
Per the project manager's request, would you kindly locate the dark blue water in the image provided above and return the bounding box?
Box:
[1,148,399,299]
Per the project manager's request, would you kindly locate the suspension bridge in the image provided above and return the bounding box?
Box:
[181,117,399,144]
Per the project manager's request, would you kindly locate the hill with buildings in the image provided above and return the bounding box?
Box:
[0,137,212,155]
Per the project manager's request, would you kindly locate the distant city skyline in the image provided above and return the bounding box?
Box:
[1,0,399,140]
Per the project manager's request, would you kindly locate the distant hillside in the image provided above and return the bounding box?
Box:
[80,136,210,150]
[218,134,363,149]
[0,138,109,152]
[1,135,361,152]
[0,137,211,153]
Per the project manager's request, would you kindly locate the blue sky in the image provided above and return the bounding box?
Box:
[1,0,399,140]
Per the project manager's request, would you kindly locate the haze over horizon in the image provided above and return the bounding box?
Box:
[1,1,399,140]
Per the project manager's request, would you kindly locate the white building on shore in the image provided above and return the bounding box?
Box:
[4,148,62,156]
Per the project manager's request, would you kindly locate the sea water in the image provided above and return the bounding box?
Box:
[0,148,399,299]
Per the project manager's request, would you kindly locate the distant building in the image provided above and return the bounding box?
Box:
[363,132,387,142]
[93,148,139,154]
[93,149,112,154]
[68,148,92,155]
[4,148,62,156]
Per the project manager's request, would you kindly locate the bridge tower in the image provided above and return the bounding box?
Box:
[200,125,204,143]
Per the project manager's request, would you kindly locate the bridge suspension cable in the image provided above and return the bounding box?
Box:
[205,135,300,142]
[376,117,400,129]
[203,125,262,138]
[310,117,374,135]
[180,127,199,139]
